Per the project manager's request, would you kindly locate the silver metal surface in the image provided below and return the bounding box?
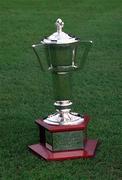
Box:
[44,111,84,125]
[42,18,79,44]
[45,129,84,151]
[54,100,72,107]
[32,18,93,126]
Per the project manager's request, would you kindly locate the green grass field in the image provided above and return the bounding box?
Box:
[0,0,122,179]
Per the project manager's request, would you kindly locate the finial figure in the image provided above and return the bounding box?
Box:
[55,18,64,34]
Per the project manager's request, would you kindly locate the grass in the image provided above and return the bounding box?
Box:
[0,0,122,179]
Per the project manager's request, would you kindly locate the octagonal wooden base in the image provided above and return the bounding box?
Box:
[29,139,98,161]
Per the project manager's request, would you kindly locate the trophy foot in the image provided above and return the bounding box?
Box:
[43,111,84,125]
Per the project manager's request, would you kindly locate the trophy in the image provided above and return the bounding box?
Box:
[29,19,98,160]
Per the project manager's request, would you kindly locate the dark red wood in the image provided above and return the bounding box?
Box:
[36,115,90,132]
[39,126,46,145]
[28,139,98,161]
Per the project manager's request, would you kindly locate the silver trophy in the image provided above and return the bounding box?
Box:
[32,18,92,125]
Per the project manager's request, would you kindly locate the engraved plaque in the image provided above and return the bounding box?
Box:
[45,130,84,151]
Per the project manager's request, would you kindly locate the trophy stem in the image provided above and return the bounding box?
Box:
[52,71,72,103]
[43,70,84,125]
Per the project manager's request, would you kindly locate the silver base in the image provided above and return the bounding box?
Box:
[54,100,72,110]
[44,111,84,125]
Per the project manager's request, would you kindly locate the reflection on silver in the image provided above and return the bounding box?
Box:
[55,18,64,34]
[54,100,72,107]
[42,18,79,44]
[44,111,84,125]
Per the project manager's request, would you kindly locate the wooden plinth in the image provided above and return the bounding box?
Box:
[35,115,90,132]
[28,115,98,161]
[29,139,98,161]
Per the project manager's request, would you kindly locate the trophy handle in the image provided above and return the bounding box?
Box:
[76,40,93,70]
[32,44,51,71]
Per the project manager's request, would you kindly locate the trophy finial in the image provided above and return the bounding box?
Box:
[56,18,64,34]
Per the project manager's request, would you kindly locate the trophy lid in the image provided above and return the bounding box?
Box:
[42,18,79,44]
